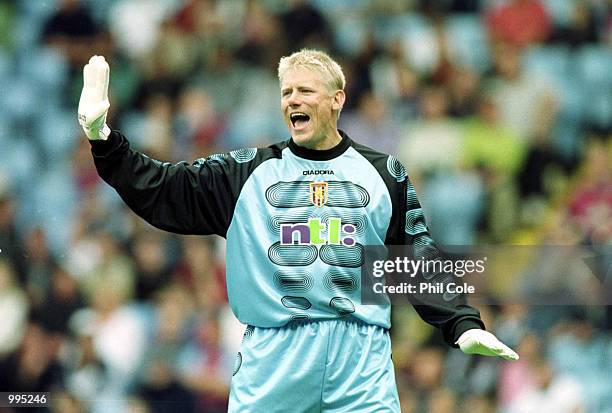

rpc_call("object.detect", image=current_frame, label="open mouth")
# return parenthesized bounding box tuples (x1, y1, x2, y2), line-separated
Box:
(290, 112, 311, 129)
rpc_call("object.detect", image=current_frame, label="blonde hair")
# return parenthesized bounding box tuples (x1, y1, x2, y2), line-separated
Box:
(278, 49, 346, 92)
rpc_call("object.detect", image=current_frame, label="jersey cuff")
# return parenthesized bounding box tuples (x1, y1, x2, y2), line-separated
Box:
(451, 317, 486, 348)
(89, 129, 124, 157)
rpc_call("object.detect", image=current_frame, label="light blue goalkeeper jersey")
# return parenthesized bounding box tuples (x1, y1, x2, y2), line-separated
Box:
(91, 129, 484, 346)
(225, 137, 395, 328)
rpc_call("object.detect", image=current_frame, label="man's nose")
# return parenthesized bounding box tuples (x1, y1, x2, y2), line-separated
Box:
(287, 91, 302, 106)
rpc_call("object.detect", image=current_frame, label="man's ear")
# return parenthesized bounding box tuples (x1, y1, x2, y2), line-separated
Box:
(332, 90, 346, 112)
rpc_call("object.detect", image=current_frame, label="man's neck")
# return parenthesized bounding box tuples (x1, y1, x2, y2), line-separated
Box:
(298, 129, 343, 150)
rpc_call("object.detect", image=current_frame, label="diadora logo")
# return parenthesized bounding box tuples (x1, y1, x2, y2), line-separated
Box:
(280, 218, 356, 246)
(303, 169, 334, 176)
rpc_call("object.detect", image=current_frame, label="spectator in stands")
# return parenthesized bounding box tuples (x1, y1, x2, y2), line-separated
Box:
(447, 66, 481, 119)
(0, 259, 28, 357)
(548, 1, 600, 47)
(507, 358, 585, 413)
(498, 333, 541, 408)
(369, 39, 421, 121)
(567, 139, 612, 244)
(488, 42, 557, 144)
(131, 229, 172, 301)
(36, 265, 84, 335)
(0, 322, 64, 392)
(0, 173, 25, 279)
(462, 93, 525, 176)
(42, 0, 108, 70)
(174, 87, 226, 161)
(397, 86, 463, 177)
(486, 0, 552, 48)
(64, 311, 110, 412)
(22, 227, 56, 309)
(338, 91, 401, 155)
(280, 0, 331, 50)
(177, 315, 232, 412)
(137, 286, 199, 413)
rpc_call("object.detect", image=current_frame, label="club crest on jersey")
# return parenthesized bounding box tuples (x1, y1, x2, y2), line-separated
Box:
(309, 182, 328, 207)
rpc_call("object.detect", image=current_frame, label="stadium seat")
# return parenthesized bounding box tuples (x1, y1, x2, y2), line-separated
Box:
(574, 46, 612, 129)
(30, 164, 77, 255)
(3, 136, 39, 196)
(0, 113, 11, 148)
(18, 0, 58, 21)
(0, 48, 12, 81)
(523, 45, 570, 84)
(37, 107, 79, 162)
(541, 0, 576, 28)
(374, 14, 440, 74)
(445, 14, 490, 72)
(575, 45, 612, 87)
(18, 46, 68, 94)
(333, 15, 368, 57)
(1, 77, 39, 122)
(12, 14, 45, 52)
(421, 172, 484, 245)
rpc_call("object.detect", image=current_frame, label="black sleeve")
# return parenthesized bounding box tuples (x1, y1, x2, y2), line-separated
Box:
(89, 130, 237, 237)
(400, 172, 485, 347)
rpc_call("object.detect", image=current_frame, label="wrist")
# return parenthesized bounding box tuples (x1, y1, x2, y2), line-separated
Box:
(453, 318, 485, 347)
(100, 123, 110, 140)
(84, 122, 110, 141)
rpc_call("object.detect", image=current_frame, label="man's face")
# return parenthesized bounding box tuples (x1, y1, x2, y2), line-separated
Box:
(280, 67, 343, 149)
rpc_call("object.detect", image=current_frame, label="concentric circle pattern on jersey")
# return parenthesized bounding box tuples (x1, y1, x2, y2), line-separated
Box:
(230, 147, 257, 163)
(413, 243, 440, 261)
(281, 296, 312, 310)
(386, 155, 406, 182)
(243, 325, 255, 342)
(267, 210, 313, 234)
(193, 153, 229, 167)
(405, 208, 428, 235)
(323, 271, 359, 293)
(233, 352, 242, 376)
(265, 181, 370, 208)
(412, 234, 434, 246)
(268, 242, 318, 266)
(319, 244, 365, 268)
(289, 313, 310, 322)
(406, 181, 420, 209)
(329, 297, 356, 315)
(273, 271, 315, 293)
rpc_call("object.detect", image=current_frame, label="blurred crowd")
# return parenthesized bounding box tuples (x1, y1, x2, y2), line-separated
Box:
(0, 0, 611, 412)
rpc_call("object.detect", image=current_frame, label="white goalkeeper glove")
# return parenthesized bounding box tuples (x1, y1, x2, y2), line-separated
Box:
(78, 55, 111, 140)
(457, 329, 519, 361)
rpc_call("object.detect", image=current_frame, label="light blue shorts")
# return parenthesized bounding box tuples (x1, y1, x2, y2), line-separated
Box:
(228, 318, 400, 412)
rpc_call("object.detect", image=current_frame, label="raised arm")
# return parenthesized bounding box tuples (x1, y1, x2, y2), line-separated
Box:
(78, 56, 234, 236)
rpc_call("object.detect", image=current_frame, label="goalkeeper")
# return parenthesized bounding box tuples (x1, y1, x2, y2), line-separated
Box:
(79, 51, 518, 412)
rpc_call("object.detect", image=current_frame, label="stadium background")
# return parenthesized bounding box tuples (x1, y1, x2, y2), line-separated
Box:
(0, 0, 610, 412)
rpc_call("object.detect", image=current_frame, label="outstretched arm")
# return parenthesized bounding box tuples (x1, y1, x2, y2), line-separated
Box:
(403, 178, 518, 360)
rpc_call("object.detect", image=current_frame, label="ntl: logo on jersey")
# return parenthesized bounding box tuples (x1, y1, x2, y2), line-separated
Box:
(280, 218, 356, 246)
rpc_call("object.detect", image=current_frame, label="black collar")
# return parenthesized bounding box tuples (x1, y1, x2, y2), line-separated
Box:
(288, 130, 352, 161)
